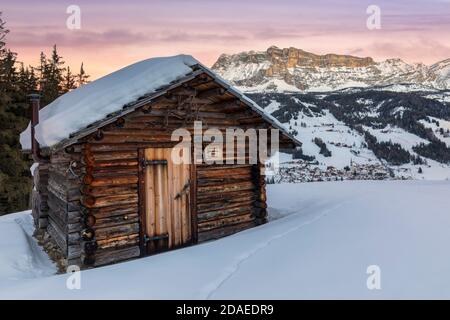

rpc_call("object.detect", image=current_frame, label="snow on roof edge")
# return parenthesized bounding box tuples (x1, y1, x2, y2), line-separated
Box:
(20, 54, 199, 150)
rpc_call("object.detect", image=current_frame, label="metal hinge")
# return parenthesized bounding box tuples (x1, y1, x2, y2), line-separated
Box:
(142, 159, 168, 167)
(143, 233, 169, 243)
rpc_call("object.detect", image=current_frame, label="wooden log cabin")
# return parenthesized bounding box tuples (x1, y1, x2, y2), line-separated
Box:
(20, 55, 300, 268)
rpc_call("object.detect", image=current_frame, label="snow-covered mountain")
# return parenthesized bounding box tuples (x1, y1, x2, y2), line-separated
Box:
(212, 46, 450, 92)
(212, 46, 450, 180)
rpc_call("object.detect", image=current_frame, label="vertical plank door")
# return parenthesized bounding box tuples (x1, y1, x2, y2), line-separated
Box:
(143, 147, 192, 254)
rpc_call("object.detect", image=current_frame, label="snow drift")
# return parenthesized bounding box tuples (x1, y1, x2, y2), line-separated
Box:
(1, 181, 450, 299)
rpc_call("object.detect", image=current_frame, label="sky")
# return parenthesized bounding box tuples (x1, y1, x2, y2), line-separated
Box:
(2, 0, 450, 79)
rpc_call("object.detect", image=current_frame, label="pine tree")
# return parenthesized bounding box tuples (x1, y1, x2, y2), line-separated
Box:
(39, 45, 66, 105)
(0, 12, 89, 215)
(0, 12, 8, 57)
(0, 14, 32, 214)
(17, 64, 38, 101)
(1, 50, 17, 89)
(76, 62, 90, 87)
(36, 51, 49, 103)
(63, 66, 76, 92)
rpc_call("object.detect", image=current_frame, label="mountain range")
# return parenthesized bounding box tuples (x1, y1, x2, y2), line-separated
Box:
(212, 46, 450, 92)
(212, 46, 450, 181)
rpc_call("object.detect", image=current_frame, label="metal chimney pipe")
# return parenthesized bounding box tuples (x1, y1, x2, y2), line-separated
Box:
(28, 93, 41, 161)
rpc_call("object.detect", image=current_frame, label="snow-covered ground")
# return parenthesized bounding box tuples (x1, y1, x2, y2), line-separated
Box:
(0, 212, 56, 289)
(1, 180, 450, 299)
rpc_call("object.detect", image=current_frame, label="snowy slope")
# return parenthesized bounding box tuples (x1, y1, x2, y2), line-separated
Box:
(419, 117, 450, 148)
(1, 181, 450, 299)
(248, 92, 450, 180)
(363, 125, 429, 153)
(0, 211, 55, 289)
(285, 107, 378, 168)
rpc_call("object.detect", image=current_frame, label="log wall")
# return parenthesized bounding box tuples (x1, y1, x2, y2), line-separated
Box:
(32, 161, 50, 229)
(46, 146, 84, 266)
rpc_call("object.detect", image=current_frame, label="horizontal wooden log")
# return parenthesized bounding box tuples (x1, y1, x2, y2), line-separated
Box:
(87, 142, 176, 152)
(197, 171, 252, 180)
(93, 246, 140, 267)
(197, 181, 255, 194)
(95, 223, 140, 241)
(50, 151, 82, 164)
(197, 100, 240, 112)
(82, 184, 137, 197)
(90, 167, 139, 177)
(83, 194, 138, 209)
(198, 220, 257, 242)
(68, 221, 83, 234)
(197, 195, 257, 213)
(95, 213, 139, 229)
(47, 218, 67, 256)
(49, 165, 81, 183)
(68, 231, 81, 245)
(197, 177, 252, 187)
(89, 175, 139, 187)
(64, 143, 83, 154)
(91, 150, 138, 162)
(90, 204, 139, 219)
(198, 213, 254, 232)
(47, 193, 67, 231)
(196, 189, 257, 204)
(93, 135, 177, 144)
(198, 206, 254, 223)
(197, 87, 226, 99)
(96, 234, 139, 250)
(68, 245, 81, 260)
(196, 164, 253, 170)
(88, 159, 139, 168)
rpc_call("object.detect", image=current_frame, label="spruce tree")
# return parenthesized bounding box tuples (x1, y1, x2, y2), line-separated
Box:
(76, 62, 90, 86)
(40, 45, 65, 106)
(0, 12, 89, 214)
(63, 66, 77, 92)
(0, 14, 32, 214)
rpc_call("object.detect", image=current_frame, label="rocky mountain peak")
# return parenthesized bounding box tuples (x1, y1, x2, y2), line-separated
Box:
(265, 46, 375, 69)
(212, 46, 450, 92)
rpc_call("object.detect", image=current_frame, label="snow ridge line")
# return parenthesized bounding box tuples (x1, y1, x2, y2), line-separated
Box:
(201, 201, 348, 299)
(14, 216, 56, 278)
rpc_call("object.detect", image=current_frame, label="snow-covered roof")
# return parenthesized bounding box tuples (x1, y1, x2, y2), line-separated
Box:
(20, 54, 300, 150)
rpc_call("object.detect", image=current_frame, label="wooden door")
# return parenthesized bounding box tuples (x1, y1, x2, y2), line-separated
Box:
(142, 147, 192, 254)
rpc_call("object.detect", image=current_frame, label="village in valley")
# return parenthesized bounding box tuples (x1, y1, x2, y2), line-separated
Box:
(271, 161, 392, 183)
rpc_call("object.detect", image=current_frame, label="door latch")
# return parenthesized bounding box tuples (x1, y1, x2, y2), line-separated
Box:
(174, 182, 190, 200)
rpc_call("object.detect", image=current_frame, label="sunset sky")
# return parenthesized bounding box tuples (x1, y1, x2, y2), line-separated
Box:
(2, 0, 450, 79)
